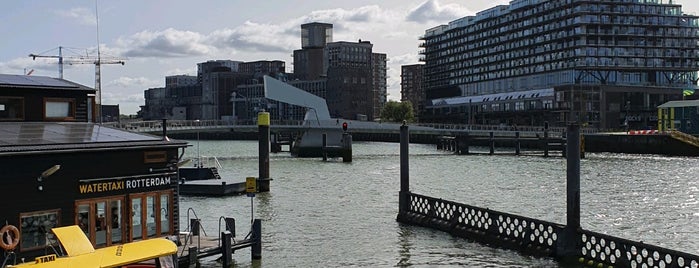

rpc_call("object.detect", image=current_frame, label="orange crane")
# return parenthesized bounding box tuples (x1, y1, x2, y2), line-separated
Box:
(29, 46, 126, 122)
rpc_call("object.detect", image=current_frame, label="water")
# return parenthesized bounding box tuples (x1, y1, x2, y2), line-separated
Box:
(179, 140, 699, 267)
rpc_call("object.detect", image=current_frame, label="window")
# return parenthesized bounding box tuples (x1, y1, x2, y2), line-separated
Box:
(0, 97, 24, 120)
(44, 98, 75, 120)
(130, 190, 173, 241)
(20, 209, 60, 251)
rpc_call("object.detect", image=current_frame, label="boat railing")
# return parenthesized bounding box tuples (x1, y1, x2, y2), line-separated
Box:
(193, 156, 223, 170)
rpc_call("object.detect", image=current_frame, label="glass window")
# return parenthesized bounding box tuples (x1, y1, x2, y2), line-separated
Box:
(131, 198, 142, 240)
(20, 210, 60, 251)
(44, 98, 75, 119)
(160, 195, 170, 234)
(110, 200, 123, 244)
(95, 202, 107, 247)
(0, 97, 24, 120)
(146, 196, 156, 237)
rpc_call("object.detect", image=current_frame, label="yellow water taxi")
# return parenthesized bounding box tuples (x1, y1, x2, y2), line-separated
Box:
(8, 225, 176, 268)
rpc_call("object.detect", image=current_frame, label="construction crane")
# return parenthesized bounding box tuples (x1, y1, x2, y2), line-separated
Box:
(29, 46, 126, 122)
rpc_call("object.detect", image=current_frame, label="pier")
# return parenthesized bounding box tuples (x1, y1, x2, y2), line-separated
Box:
(397, 123, 699, 267)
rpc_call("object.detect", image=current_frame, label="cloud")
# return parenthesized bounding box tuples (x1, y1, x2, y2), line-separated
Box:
(208, 21, 297, 53)
(406, 0, 471, 23)
(105, 76, 160, 89)
(117, 28, 213, 58)
(390, 53, 420, 66)
(55, 7, 96, 26)
(306, 5, 389, 23)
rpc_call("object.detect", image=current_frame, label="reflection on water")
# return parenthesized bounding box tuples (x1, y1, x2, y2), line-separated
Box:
(179, 140, 699, 267)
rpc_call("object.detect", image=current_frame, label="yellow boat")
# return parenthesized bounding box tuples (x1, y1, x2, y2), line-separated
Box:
(8, 225, 177, 268)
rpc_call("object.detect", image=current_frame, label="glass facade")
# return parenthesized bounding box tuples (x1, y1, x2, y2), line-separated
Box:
(421, 0, 699, 127)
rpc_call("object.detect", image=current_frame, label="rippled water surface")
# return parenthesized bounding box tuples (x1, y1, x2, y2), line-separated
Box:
(179, 140, 699, 267)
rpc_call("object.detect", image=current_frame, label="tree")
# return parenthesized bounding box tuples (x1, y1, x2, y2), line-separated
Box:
(381, 100, 415, 123)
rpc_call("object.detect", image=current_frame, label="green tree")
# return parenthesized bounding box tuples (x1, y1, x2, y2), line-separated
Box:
(381, 100, 414, 123)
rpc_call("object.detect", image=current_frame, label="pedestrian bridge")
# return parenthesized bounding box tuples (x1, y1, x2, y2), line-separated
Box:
(104, 119, 570, 138)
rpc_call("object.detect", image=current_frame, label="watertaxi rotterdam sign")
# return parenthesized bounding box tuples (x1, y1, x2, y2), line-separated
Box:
(79, 176, 174, 194)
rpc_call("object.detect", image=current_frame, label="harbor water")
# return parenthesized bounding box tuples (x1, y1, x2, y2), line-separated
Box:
(179, 140, 699, 267)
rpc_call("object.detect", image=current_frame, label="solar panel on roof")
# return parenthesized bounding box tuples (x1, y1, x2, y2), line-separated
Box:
(0, 122, 161, 146)
(0, 74, 80, 88)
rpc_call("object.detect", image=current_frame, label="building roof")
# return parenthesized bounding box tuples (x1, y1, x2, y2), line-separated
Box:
(657, 99, 699, 108)
(0, 122, 186, 155)
(0, 74, 95, 92)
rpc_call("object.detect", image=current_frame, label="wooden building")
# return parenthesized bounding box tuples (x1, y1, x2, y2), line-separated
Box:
(0, 74, 189, 262)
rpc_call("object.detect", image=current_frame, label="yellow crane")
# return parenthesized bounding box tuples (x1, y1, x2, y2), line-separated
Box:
(29, 46, 126, 122)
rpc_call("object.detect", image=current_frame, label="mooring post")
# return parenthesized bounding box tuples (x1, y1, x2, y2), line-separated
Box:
(322, 133, 327, 161)
(489, 132, 495, 155)
(252, 219, 262, 260)
(221, 231, 232, 267)
(342, 132, 352, 162)
(399, 123, 410, 216)
(258, 112, 270, 192)
(544, 122, 549, 157)
(558, 123, 581, 261)
(515, 131, 521, 155)
(188, 246, 198, 266)
(162, 118, 167, 140)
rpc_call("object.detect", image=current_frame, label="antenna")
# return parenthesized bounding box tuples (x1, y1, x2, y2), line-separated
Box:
(95, 0, 103, 123)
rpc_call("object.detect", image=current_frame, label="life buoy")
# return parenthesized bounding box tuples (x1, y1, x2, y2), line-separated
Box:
(0, 224, 20, 251)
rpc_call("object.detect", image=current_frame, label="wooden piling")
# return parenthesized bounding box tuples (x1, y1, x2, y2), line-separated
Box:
(515, 131, 521, 155)
(258, 112, 270, 192)
(221, 231, 232, 267)
(342, 132, 352, 162)
(399, 123, 410, 215)
(489, 132, 495, 155)
(252, 219, 262, 259)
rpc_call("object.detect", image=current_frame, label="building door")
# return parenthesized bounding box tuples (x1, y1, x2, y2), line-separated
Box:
(129, 190, 173, 241)
(75, 196, 124, 248)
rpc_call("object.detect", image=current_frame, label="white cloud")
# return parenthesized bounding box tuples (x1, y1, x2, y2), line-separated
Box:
(55, 7, 96, 26)
(406, 0, 471, 23)
(390, 53, 420, 66)
(105, 76, 160, 89)
(117, 28, 213, 58)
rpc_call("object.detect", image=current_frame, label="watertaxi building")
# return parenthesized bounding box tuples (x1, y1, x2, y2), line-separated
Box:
(420, 0, 699, 129)
(0, 74, 188, 261)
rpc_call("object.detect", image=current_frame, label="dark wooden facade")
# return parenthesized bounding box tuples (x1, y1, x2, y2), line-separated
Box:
(0, 74, 96, 122)
(0, 74, 190, 262)
(0, 123, 188, 260)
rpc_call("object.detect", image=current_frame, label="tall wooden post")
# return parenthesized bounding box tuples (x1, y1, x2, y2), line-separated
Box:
(558, 123, 581, 261)
(258, 112, 270, 192)
(399, 123, 410, 215)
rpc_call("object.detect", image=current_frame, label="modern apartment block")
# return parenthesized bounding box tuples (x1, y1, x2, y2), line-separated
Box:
(401, 64, 425, 115)
(420, 0, 699, 129)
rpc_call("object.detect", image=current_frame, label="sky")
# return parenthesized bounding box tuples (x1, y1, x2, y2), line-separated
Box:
(1, 1, 698, 115)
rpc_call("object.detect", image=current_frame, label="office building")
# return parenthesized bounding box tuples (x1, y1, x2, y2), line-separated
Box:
(420, 0, 699, 128)
(293, 23, 333, 80)
(326, 40, 387, 120)
(401, 64, 425, 116)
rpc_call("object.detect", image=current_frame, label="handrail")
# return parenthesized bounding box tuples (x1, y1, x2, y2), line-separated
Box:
(669, 130, 699, 148)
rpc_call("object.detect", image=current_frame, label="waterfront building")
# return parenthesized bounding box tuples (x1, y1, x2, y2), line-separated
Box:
(326, 40, 387, 120)
(141, 60, 286, 121)
(235, 78, 327, 122)
(401, 64, 425, 116)
(0, 74, 95, 122)
(420, 0, 699, 129)
(165, 75, 197, 87)
(0, 74, 188, 261)
(293, 22, 333, 80)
